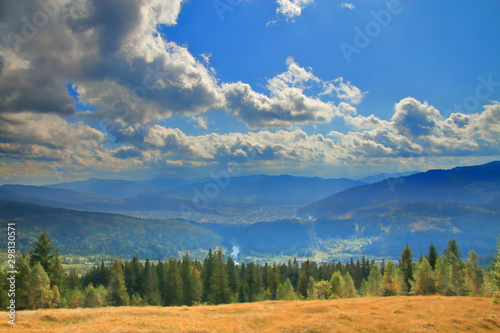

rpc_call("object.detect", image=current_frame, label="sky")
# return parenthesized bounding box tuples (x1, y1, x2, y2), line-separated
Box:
(1, 0, 500, 185)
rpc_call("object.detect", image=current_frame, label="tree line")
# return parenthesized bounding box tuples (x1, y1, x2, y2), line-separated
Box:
(1, 232, 499, 310)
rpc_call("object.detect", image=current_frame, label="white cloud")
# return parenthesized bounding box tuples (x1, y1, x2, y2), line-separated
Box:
(275, 0, 315, 21)
(340, 3, 355, 10)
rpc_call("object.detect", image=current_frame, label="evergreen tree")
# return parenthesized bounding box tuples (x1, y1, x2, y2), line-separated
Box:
(65, 269, 81, 291)
(342, 272, 357, 298)
(306, 277, 317, 300)
(297, 269, 309, 299)
(435, 256, 452, 295)
(411, 257, 435, 295)
(107, 259, 129, 306)
(444, 239, 461, 260)
(30, 231, 54, 273)
(464, 250, 483, 296)
(16, 254, 31, 309)
(267, 264, 281, 300)
(382, 260, 399, 296)
(399, 244, 414, 293)
(276, 278, 296, 300)
(329, 271, 344, 298)
(208, 249, 232, 304)
(65, 288, 84, 308)
(427, 243, 439, 270)
(83, 284, 108, 308)
(48, 251, 65, 289)
(201, 249, 214, 303)
(444, 241, 466, 296)
(28, 262, 58, 309)
(246, 262, 264, 301)
(143, 259, 161, 305)
(365, 263, 383, 297)
(182, 253, 202, 305)
(227, 256, 240, 295)
(163, 259, 183, 306)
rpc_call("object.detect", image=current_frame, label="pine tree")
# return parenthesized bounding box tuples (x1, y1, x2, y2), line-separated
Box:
(16, 254, 31, 309)
(330, 271, 344, 298)
(342, 272, 357, 298)
(208, 248, 232, 304)
(399, 244, 414, 293)
(65, 288, 84, 308)
(28, 262, 58, 309)
(307, 277, 317, 300)
(427, 243, 439, 270)
(163, 259, 183, 306)
(411, 257, 436, 295)
(267, 264, 281, 300)
(444, 240, 466, 295)
(435, 256, 452, 295)
(276, 278, 296, 300)
(30, 231, 54, 273)
(464, 250, 483, 296)
(201, 249, 214, 303)
(107, 259, 129, 306)
(65, 269, 81, 291)
(84, 284, 99, 308)
(182, 253, 202, 305)
(48, 251, 65, 289)
(297, 269, 309, 299)
(382, 260, 398, 296)
(365, 263, 384, 297)
(444, 239, 461, 260)
(143, 259, 161, 305)
(83, 284, 107, 308)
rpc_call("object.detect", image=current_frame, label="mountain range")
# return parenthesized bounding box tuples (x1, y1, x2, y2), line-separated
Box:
(0, 162, 499, 261)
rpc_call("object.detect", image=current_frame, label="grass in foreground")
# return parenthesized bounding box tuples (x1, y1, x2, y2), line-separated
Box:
(2, 296, 499, 333)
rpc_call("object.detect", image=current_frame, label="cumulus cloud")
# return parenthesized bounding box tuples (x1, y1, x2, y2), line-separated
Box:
(275, 0, 314, 21)
(221, 58, 364, 128)
(1, 0, 499, 181)
(0, 0, 223, 127)
(334, 98, 500, 159)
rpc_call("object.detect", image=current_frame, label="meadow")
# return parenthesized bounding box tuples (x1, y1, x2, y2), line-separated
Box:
(3, 296, 499, 333)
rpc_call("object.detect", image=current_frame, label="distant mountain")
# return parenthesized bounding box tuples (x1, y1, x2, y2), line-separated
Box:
(163, 175, 365, 207)
(291, 161, 500, 257)
(299, 161, 500, 220)
(0, 200, 221, 260)
(47, 177, 199, 199)
(1, 175, 365, 217)
(0, 185, 116, 211)
(357, 171, 419, 184)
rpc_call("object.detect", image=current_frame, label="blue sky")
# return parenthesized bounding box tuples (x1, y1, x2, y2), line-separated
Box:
(1, 0, 500, 184)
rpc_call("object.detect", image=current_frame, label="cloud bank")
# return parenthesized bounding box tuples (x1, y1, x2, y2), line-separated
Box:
(0, 0, 498, 181)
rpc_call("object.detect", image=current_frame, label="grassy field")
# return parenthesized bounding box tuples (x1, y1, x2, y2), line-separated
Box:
(2, 296, 499, 333)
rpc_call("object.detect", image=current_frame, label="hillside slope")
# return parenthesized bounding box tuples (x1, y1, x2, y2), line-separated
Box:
(299, 161, 500, 220)
(0, 200, 220, 260)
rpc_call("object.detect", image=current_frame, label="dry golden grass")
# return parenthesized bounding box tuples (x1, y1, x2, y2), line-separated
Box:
(2, 296, 499, 333)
